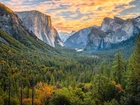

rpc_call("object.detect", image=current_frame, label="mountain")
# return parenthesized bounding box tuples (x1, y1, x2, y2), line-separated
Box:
(85, 16, 140, 50)
(16, 11, 63, 47)
(64, 27, 93, 48)
(0, 2, 31, 40)
(59, 32, 70, 42)
(0, 2, 59, 53)
(65, 16, 140, 50)
(59, 31, 76, 42)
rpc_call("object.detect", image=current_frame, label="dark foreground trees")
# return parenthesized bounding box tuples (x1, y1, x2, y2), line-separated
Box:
(123, 35, 140, 105)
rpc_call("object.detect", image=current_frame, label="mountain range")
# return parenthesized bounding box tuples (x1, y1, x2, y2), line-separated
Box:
(0, 2, 140, 56)
(65, 16, 140, 51)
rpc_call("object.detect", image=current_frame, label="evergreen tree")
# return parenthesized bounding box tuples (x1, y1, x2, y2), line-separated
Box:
(126, 35, 140, 105)
(112, 52, 125, 84)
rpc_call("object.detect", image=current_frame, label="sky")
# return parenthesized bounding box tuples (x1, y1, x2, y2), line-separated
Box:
(0, 0, 140, 33)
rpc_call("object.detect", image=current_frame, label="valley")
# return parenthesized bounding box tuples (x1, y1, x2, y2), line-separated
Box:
(0, 2, 140, 105)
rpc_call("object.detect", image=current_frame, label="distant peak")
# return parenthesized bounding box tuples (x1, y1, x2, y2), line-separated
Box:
(135, 16, 140, 19)
(114, 16, 125, 25)
(103, 17, 113, 20)
(114, 16, 122, 20)
(71, 30, 76, 33)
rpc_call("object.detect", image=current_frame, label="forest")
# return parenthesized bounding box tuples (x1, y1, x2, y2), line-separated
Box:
(0, 30, 140, 105)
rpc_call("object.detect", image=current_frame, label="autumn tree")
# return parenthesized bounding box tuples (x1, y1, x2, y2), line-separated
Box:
(35, 82, 53, 105)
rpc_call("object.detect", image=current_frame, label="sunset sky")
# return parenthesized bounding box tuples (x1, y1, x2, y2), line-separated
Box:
(1, 0, 140, 33)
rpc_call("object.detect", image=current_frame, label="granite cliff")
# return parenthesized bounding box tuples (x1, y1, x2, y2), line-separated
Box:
(16, 11, 63, 47)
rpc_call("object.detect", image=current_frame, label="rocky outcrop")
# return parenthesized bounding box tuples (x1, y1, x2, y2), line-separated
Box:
(86, 27, 107, 50)
(133, 16, 140, 30)
(16, 11, 63, 47)
(64, 27, 93, 48)
(100, 17, 124, 32)
(0, 2, 31, 41)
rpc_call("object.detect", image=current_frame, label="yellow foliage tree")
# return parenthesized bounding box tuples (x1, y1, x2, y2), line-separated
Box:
(35, 82, 53, 105)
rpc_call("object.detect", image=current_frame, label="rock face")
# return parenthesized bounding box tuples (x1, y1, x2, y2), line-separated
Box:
(86, 16, 140, 50)
(65, 27, 93, 48)
(100, 17, 124, 32)
(65, 16, 140, 50)
(16, 11, 63, 47)
(86, 27, 107, 50)
(0, 2, 33, 41)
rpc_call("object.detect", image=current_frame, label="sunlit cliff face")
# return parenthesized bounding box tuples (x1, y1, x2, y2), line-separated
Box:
(1, 0, 140, 32)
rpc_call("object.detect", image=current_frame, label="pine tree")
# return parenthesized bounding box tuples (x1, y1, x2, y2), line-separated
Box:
(127, 35, 140, 105)
(112, 51, 125, 84)
(131, 35, 140, 80)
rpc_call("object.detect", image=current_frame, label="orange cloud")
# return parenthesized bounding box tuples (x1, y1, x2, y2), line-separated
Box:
(2, 0, 137, 32)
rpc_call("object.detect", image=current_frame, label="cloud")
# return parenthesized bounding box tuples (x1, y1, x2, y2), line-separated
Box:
(1, 0, 138, 32)
(50, 0, 136, 32)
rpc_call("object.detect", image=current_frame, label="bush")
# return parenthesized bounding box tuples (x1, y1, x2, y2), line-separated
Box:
(50, 87, 84, 105)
